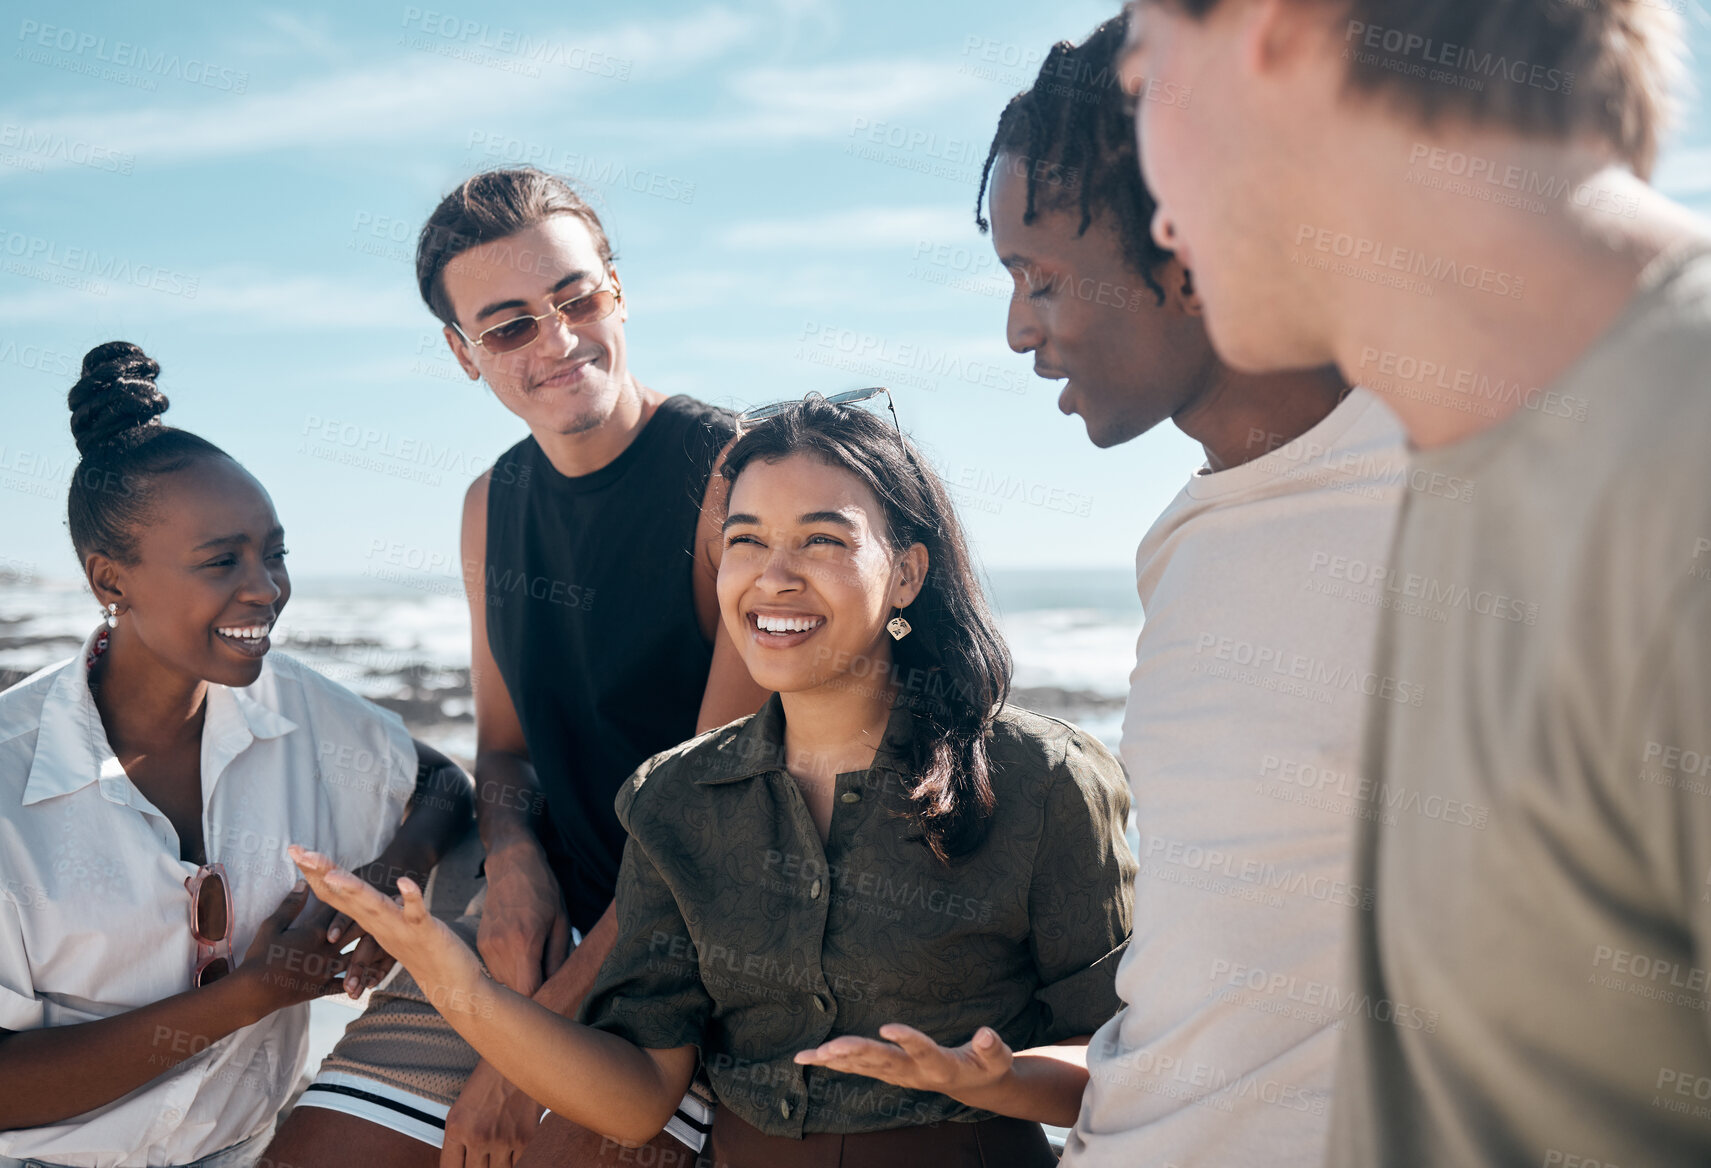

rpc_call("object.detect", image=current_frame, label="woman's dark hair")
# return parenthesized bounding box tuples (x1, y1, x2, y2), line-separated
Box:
(416, 167, 615, 328)
(66, 341, 229, 564)
(975, 12, 1175, 304)
(721, 396, 1013, 862)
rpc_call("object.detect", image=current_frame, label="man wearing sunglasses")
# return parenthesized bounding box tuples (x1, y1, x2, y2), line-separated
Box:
(264, 168, 768, 1168)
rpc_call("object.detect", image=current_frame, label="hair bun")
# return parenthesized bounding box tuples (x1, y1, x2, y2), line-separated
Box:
(68, 341, 168, 457)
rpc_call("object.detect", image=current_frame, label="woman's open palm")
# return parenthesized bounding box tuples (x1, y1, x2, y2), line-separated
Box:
(287, 845, 480, 1003)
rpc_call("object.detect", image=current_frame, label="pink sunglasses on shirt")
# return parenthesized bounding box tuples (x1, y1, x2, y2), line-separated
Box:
(185, 863, 233, 987)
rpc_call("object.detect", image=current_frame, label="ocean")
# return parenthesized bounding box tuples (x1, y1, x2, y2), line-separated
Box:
(0, 566, 1142, 756)
(0, 565, 1142, 1119)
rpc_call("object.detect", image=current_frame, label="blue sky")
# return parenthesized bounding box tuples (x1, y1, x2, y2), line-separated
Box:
(3, 0, 1710, 586)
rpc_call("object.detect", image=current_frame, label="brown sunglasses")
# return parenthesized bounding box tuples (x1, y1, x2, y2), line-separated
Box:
(185, 863, 233, 987)
(451, 272, 622, 355)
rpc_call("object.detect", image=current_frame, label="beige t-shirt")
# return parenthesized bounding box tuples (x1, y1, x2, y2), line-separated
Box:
(1067, 389, 1407, 1167)
(1330, 242, 1711, 1167)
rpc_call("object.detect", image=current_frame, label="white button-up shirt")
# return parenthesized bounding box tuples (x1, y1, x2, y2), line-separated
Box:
(0, 628, 417, 1167)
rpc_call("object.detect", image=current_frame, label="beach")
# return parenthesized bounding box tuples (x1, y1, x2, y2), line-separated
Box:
(0, 565, 1141, 1101)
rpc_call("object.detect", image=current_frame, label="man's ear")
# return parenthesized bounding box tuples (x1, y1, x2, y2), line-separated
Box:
(1247, 0, 1334, 78)
(1159, 259, 1204, 317)
(444, 325, 482, 381)
(611, 267, 627, 324)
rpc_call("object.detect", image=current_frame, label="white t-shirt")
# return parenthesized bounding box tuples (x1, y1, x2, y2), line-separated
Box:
(1066, 389, 1408, 1167)
(0, 628, 417, 1168)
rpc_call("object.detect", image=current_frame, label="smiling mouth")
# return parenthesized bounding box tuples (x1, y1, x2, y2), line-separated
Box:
(535, 357, 598, 390)
(748, 612, 826, 647)
(214, 620, 274, 658)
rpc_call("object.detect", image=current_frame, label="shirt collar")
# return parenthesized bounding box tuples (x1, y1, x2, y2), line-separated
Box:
(22, 626, 298, 808)
(693, 689, 917, 785)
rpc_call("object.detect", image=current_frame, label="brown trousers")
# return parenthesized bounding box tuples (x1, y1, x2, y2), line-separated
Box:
(702, 1108, 1058, 1168)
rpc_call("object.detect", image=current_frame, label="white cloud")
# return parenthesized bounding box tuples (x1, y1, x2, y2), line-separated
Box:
(0, 7, 758, 176)
(716, 205, 975, 250)
(0, 268, 422, 329)
(715, 57, 987, 141)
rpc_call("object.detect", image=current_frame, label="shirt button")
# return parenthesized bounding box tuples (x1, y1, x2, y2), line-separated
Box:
(779, 1098, 793, 1119)
(162, 1108, 182, 1123)
(840, 791, 861, 804)
(810, 879, 822, 899)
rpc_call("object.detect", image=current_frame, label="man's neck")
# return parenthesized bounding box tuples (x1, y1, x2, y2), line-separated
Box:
(1313, 131, 1699, 449)
(532, 378, 665, 479)
(1177, 366, 1349, 473)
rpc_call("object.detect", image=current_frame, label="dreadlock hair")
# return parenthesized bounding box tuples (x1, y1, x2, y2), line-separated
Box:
(721, 396, 1013, 863)
(975, 12, 1175, 305)
(66, 341, 231, 565)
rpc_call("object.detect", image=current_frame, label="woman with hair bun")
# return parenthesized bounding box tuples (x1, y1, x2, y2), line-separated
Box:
(0, 342, 474, 1168)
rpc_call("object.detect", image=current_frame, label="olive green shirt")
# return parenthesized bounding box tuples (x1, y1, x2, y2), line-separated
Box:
(577, 692, 1136, 1138)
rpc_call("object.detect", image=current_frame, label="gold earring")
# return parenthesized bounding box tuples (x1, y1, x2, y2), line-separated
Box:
(886, 608, 912, 641)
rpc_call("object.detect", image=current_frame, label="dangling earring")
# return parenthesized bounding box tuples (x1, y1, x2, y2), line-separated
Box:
(103, 602, 119, 629)
(886, 608, 912, 641)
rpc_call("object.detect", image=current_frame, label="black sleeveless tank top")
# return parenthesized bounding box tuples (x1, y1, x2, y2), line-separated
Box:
(484, 394, 735, 933)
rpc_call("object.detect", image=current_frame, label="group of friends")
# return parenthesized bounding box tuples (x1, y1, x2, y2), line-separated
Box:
(2, 2, 1709, 1166)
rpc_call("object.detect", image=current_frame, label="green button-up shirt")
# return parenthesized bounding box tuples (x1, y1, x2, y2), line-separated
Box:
(578, 691, 1136, 1137)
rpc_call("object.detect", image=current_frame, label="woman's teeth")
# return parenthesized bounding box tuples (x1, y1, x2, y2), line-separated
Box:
(216, 624, 271, 640)
(756, 615, 824, 634)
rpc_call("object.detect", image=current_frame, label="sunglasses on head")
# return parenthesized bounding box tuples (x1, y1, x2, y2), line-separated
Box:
(452, 271, 622, 356)
(737, 387, 902, 433)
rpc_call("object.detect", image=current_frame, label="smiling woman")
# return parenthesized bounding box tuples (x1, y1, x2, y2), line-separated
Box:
(0, 341, 473, 1167)
(285, 395, 1138, 1168)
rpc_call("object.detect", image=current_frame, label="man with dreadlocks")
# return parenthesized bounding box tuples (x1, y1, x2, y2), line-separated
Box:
(976, 14, 1408, 1166)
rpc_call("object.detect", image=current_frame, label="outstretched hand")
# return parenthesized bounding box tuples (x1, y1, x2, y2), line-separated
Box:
(794, 1023, 1014, 1101)
(287, 845, 485, 1017)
